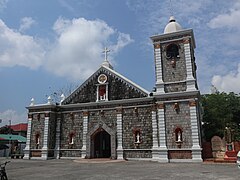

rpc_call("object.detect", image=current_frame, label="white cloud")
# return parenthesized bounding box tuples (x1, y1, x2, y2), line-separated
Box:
(46, 17, 133, 81)
(0, 17, 133, 81)
(0, 19, 45, 69)
(208, 2, 240, 29)
(212, 63, 240, 93)
(0, 109, 27, 126)
(19, 17, 36, 32)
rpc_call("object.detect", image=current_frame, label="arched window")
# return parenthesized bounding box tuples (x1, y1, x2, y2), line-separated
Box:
(166, 44, 179, 59)
(175, 128, 183, 142)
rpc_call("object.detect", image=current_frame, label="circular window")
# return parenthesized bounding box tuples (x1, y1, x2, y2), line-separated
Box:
(98, 74, 107, 84)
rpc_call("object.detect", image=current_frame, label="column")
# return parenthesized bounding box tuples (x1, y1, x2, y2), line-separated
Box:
(81, 111, 88, 158)
(189, 100, 202, 162)
(151, 104, 160, 160)
(23, 114, 32, 159)
(157, 102, 168, 162)
(116, 107, 124, 159)
(41, 113, 50, 160)
(96, 85, 99, 102)
(183, 38, 196, 91)
(54, 114, 61, 159)
(106, 84, 109, 101)
(154, 44, 165, 94)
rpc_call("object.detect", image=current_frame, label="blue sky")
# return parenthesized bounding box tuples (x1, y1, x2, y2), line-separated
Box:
(0, 0, 240, 125)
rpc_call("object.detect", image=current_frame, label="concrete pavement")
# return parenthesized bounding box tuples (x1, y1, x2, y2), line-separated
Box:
(2, 158, 240, 180)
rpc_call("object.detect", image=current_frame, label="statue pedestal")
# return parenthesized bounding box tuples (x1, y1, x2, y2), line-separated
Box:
(224, 144, 237, 161)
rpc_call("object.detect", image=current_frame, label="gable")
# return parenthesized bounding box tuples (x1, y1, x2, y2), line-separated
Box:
(62, 66, 149, 105)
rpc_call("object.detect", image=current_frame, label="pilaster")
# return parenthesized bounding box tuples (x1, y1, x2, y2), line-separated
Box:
(154, 44, 165, 94)
(41, 113, 50, 160)
(183, 38, 196, 91)
(81, 111, 88, 158)
(157, 102, 168, 162)
(189, 100, 202, 162)
(116, 107, 124, 159)
(23, 114, 32, 159)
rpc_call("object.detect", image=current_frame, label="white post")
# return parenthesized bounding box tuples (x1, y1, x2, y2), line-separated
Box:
(157, 102, 168, 162)
(41, 113, 50, 160)
(189, 100, 202, 162)
(183, 38, 196, 91)
(154, 44, 165, 94)
(23, 114, 32, 159)
(116, 107, 124, 159)
(96, 85, 99, 102)
(81, 111, 88, 158)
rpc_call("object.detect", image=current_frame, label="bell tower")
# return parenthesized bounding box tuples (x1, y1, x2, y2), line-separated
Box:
(151, 16, 198, 94)
(150, 16, 202, 162)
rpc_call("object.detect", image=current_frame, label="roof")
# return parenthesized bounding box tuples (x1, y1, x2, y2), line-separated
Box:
(0, 134, 26, 143)
(62, 65, 149, 104)
(9, 123, 27, 132)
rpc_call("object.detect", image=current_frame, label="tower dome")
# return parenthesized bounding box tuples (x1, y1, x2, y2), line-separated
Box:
(164, 16, 182, 34)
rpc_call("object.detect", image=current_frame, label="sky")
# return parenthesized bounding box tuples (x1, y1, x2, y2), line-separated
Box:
(0, 0, 240, 126)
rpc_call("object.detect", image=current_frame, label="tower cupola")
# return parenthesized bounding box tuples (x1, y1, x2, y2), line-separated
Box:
(164, 16, 183, 34)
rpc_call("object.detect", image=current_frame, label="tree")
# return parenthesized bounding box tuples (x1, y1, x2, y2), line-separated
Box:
(201, 92, 240, 141)
(46, 83, 77, 104)
(0, 125, 13, 134)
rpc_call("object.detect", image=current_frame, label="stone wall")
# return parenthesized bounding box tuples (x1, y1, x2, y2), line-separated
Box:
(165, 101, 192, 149)
(30, 113, 45, 149)
(65, 70, 147, 104)
(161, 42, 187, 83)
(48, 113, 56, 157)
(168, 150, 192, 159)
(60, 112, 83, 150)
(88, 109, 117, 133)
(122, 106, 153, 151)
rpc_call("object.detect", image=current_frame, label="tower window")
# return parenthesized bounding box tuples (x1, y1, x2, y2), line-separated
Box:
(166, 44, 179, 59)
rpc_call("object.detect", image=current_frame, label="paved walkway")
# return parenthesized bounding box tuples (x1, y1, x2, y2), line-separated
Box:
(2, 158, 240, 180)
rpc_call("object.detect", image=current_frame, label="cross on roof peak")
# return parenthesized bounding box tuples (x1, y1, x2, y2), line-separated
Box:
(103, 47, 110, 61)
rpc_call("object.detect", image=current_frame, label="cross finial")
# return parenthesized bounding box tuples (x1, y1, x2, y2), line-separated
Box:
(103, 47, 110, 61)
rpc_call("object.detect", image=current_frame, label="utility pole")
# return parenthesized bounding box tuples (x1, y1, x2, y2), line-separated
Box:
(8, 120, 11, 158)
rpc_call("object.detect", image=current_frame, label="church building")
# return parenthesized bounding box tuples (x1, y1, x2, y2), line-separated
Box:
(24, 16, 202, 162)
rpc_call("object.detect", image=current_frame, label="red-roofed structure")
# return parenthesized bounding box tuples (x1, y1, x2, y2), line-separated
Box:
(10, 123, 27, 132)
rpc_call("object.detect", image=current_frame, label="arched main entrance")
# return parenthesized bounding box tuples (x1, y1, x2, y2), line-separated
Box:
(93, 129, 111, 158)
(86, 121, 116, 159)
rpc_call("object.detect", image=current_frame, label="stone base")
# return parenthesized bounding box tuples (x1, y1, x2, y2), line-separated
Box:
(23, 149, 30, 160)
(151, 148, 168, 163)
(81, 149, 86, 159)
(192, 148, 203, 162)
(117, 149, 124, 160)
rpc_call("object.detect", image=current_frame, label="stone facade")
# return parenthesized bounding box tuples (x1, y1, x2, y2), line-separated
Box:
(24, 16, 202, 162)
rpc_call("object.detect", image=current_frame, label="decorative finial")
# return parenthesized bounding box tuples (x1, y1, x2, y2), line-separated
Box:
(30, 98, 34, 106)
(60, 94, 65, 105)
(47, 96, 52, 105)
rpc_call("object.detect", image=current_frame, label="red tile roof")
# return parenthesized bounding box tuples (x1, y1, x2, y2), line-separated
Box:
(9, 123, 27, 132)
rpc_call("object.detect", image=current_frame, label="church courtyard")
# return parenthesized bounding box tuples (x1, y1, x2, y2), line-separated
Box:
(4, 159, 240, 180)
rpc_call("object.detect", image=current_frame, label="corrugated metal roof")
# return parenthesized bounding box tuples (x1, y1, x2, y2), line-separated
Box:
(0, 134, 26, 142)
